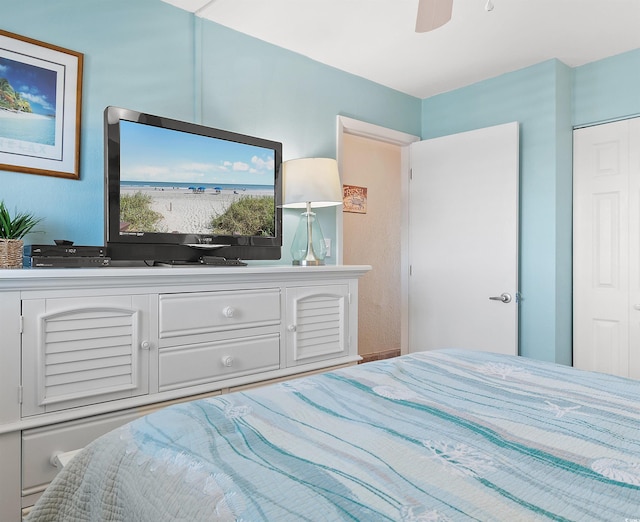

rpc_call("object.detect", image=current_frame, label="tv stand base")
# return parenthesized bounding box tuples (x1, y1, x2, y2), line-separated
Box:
(153, 256, 247, 266)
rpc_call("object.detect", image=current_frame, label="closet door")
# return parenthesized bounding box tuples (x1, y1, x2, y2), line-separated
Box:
(573, 118, 640, 379)
(628, 121, 640, 379)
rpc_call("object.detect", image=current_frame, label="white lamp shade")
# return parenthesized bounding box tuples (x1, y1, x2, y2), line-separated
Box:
(282, 158, 343, 209)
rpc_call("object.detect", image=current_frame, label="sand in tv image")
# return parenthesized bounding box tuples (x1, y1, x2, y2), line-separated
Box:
(0, 57, 57, 146)
(118, 120, 277, 237)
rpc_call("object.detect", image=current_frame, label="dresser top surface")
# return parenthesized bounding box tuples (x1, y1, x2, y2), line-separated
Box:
(0, 264, 372, 291)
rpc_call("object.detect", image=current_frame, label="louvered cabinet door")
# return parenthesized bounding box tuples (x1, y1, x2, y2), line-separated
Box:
(285, 285, 350, 366)
(21, 295, 150, 417)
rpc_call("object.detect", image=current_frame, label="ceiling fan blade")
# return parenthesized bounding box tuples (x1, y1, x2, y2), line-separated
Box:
(415, 0, 453, 33)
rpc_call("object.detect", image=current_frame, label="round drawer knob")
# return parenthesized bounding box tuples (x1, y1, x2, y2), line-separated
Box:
(287, 324, 297, 332)
(140, 340, 151, 350)
(222, 355, 234, 367)
(222, 306, 235, 318)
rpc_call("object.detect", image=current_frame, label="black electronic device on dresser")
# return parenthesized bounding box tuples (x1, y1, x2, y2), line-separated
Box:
(104, 106, 283, 265)
(23, 242, 111, 268)
(24, 244, 106, 257)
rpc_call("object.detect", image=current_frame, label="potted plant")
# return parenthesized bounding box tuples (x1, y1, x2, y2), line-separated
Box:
(0, 201, 43, 268)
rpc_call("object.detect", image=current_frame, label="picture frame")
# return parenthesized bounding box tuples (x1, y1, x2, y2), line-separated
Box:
(343, 184, 367, 214)
(0, 30, 83, 179)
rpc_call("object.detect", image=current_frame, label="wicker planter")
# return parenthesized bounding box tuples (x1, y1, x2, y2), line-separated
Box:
(0, 239, 24, 269)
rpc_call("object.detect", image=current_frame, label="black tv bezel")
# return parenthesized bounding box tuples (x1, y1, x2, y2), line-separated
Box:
(104, 106, 282, 263)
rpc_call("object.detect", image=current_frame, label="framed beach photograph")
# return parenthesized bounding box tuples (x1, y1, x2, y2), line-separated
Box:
(343, 184, 367, 214)
(0, 30, 83, 179)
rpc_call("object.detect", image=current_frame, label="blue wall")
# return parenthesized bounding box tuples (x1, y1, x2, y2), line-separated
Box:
(0, 0, 421, 260)
(1, 1, 195, 246)
(422, 60, 574, 364)
(3, 0, 640, 363)
(196, 20, 421, 260)
(573, 48, 640, 127)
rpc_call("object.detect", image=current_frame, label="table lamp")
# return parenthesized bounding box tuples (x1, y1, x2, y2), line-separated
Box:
(282, 158, 343, 266)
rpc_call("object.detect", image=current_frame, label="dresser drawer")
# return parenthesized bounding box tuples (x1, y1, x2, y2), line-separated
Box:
(22, 409, 143, 493)
(158, 289, 280, 339)
(159, 333, 280, 391)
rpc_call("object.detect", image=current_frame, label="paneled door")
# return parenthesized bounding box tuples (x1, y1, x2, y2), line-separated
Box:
(408, 122, 519, 355)
(573, 117, 640, 378)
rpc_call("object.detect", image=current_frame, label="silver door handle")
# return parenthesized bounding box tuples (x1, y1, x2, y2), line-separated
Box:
(489, 292, 512, 303)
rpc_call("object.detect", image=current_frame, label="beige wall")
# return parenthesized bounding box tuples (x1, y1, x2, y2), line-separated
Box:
(342, 134, 401, 357)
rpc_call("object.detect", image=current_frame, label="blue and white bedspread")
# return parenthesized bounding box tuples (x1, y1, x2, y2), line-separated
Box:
(27, 349, 640, 521)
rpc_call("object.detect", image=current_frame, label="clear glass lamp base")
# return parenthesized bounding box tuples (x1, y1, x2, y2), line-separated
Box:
(290, 208, 327, 266)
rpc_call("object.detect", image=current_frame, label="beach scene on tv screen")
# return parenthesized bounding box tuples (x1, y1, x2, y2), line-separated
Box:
(119, 120, 276, 237)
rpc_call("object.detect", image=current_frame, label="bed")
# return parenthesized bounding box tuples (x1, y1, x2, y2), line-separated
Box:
(26, 349, 640, 521)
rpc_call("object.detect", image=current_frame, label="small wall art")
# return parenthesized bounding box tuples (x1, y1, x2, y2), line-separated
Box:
(343, 184, 367, 214)
(0, 30, 83, 179)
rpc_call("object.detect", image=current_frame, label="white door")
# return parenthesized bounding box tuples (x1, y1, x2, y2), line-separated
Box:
(408, 122, 519, 355)
(573, 118, 640, 379)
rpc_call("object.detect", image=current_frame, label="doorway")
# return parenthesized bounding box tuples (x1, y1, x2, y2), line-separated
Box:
(337, 117, 519, 358)
(342, 134, 402, 361)
(336, 116, 419, 356)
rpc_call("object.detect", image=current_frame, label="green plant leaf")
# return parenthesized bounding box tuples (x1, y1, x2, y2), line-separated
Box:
(0, 201, 43, 239)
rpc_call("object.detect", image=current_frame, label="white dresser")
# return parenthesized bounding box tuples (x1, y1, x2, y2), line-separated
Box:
(0, 264, 370, 520)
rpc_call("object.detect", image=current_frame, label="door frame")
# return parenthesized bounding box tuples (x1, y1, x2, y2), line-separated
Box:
(336, 116, 420, 355)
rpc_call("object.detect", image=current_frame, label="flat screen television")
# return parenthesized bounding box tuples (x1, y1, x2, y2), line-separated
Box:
(104, 106, 282, 264)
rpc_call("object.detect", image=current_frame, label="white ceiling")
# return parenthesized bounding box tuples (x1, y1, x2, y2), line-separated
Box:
(162, 0, 640, 99)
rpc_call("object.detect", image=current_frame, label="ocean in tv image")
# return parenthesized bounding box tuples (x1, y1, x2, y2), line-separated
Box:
(0, 57, 57, 146)
(118, 120, 277, 237)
